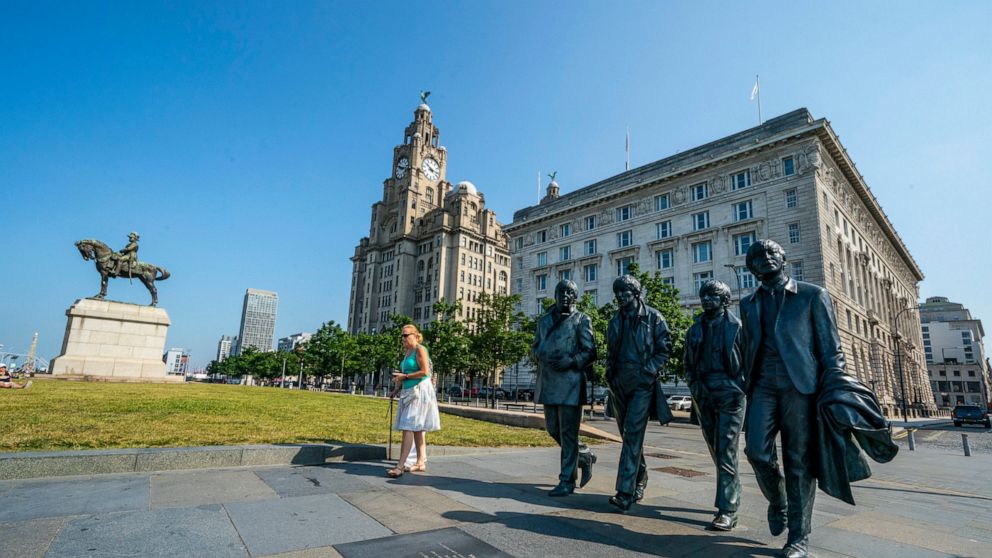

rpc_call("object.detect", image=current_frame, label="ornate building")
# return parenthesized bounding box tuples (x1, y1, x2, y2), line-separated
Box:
(506, 108, 937, 418)
(348, 101, 511, 334)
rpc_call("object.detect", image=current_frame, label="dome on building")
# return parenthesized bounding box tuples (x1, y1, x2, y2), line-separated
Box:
(456, 181, 478, 195)
(417, 103, 431, 112)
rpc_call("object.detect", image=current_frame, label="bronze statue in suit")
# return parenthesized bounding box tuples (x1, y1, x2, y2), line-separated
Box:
(741, 239, 846, 558)
(606, 274, 671, 512)
(684, 280, 745, 531)
(532, 280, 597, 496)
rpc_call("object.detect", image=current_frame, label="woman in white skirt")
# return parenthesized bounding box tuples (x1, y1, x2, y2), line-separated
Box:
(387, 324, 441, 478)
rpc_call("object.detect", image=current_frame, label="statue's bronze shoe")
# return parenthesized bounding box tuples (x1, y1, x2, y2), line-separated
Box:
(609, 492, 633, 512)
(709, 512, 738, 531)
(768, 504, 787, 536)
(548, 482, 574, 497)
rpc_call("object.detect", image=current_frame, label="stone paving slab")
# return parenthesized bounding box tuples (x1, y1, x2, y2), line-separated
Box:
(224, 493, 392, 556)
(339, 485, 477, 534)
(0, 516, 65, 558)
(0, 475, 149, 522)
(48, 506, 248, 558)
(254, 464, 377, 498)
(150, 469, 278, 508)
(827, 510, 985, 557)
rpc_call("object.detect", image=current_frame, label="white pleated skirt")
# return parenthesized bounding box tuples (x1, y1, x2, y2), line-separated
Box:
(394, 379, 441, 432)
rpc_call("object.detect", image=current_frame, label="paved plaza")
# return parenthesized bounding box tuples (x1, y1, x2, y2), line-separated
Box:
(1, 417, 989, 558)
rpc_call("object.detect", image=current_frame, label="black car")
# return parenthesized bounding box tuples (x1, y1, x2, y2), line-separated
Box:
(951, 405, 991, 428)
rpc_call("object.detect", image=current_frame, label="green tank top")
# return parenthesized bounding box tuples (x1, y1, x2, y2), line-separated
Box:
(401, 345, 430, 389)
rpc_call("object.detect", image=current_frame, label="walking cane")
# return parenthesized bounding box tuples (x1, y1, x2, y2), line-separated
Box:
(387, 394, 395, 461)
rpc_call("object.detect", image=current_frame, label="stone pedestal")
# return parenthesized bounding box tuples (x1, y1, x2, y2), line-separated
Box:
(50, 299, 181, 382)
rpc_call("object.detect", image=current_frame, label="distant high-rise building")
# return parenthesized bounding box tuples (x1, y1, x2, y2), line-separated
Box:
(216, 335, 235, 362)
(920, 296, 990, 409)
(164, 348, 189, 375)
(278, 332, 312, 352)
(236, 289, 279, 354)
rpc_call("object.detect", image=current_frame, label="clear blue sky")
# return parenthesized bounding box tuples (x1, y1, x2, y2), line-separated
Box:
(2, 1, 990, 368)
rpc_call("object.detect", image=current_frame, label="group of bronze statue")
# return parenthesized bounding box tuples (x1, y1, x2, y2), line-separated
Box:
(532, 239, 898, 558)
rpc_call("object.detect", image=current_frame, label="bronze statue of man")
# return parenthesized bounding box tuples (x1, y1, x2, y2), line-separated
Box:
(742, 239, 846, 558)
(532, 279, 597, 496)
(114, 232, 140, 277)
(606, 274, 671, 512)
(685, 279, 745, 531)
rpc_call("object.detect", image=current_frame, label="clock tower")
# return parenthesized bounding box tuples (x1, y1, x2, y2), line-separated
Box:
(348, 98, 512, 342)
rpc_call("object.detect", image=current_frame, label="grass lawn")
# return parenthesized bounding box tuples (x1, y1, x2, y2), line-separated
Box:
(0, 379, 557, 452)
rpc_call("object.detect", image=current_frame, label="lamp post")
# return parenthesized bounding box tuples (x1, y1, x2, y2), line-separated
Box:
(723, 264, 743, 315)
(893, 305, 920, 424)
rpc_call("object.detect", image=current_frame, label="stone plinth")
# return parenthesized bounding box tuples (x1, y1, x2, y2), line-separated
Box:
(50, 299, 180, 382)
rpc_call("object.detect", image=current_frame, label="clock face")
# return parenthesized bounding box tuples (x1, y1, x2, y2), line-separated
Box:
(421, 157, 440, 180)
(395, 157, 409, 179)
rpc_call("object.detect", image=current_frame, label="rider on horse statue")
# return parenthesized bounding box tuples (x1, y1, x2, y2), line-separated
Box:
(113, 232, 139, 278)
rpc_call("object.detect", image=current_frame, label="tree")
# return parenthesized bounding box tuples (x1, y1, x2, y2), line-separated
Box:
(423, 299, 471, 391)
(467, 292, 532, 408)
(304, 321, 358, 386)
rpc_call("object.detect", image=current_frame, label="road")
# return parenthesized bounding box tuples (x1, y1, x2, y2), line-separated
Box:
(895, 418, 992, 454)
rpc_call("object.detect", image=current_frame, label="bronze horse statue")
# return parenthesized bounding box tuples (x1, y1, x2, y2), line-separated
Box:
(74, 239, 170, 306)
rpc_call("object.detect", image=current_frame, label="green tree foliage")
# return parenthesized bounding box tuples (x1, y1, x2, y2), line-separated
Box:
(303, 321, 357, 383)
(468, 293, 532, 407)
(423, 299, 471, 389)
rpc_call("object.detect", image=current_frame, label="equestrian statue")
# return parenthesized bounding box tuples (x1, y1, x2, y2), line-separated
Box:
(74, 232, 170, 306)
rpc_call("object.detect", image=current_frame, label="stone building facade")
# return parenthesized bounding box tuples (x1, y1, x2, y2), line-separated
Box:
(920, 296, 990, 409)
(348, 102, 511, 335)
(506, 108, 937, 417)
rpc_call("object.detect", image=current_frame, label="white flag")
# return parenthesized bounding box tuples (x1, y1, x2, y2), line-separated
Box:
(750, 78, 759, 101)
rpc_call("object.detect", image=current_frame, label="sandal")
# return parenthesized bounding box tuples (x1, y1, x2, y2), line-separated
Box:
(386, 467, 404, 478)
(408, 463, 427, 473)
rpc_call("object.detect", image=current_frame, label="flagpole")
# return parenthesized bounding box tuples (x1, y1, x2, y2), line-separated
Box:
(756, 75, 762, 125)
(537, 171, 541, 203)
(625, 126, 630, 171)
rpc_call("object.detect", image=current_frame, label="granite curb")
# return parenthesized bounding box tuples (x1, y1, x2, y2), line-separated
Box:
(437, 403, 623, 443)
(0, 443, 385, 481)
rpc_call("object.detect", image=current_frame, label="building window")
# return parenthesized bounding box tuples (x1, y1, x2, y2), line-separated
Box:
(662, 276, 675, 286)
(616, 206, 633, 222)
(782, 156, 795, 176)
(584, 289, 598, 304)
(694, 271, 714, 292)
(657, 220, 672, 239)
(733, 200, 753, 222)
(692, 241, 712, 263)
(657, 249, 673, 270)
(515, 278, 523, 292)
(514, 237, 524, 250)
(559, 245, 572, 261)
(584, 264, 597, 282)
(537, 230, 547, 243)
(791, 260, 804, 281)
(585, 215, 597, 230)
(733, 232, 756, 256)
(537, 274, 547, 291)
(616, 256, 634, 276)
(788, 222, 801, 244)
(584, 239, 597, 255)
(736, 267, 757, 289)
(559, 269, 572, 281)
(617, 230, 633, 247)
(692, 211, 710, 231)
(655, 193, 671, 211)
(560, 223, 571, 238)
(691, 182, 708, 201)
(785, 188, 798, 208)
(731, 169, 751, 190)
(536, 252, 547, 266)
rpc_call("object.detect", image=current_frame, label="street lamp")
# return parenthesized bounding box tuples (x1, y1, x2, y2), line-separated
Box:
(723, 264, 743, 315)
(893, 305, 921, 424)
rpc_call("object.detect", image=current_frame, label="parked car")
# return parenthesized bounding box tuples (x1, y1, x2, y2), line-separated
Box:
(479, 387, 508, 399)
(447, 385, 469, 397)
(951, 405, 991, 428)
(668, 395, 693, 411)
(591, 386, 609, 405)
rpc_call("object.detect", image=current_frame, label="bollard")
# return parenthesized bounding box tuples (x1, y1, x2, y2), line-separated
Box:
(962, 433, 971, 457)
(907, 429, 916, 451)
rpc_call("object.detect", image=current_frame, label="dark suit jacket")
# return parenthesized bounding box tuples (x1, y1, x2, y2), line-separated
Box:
(532, 309, 596, 406)
(606, 302, 672, 384)
(683, 311, 744, 388)
(740, 278, 846, 395)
